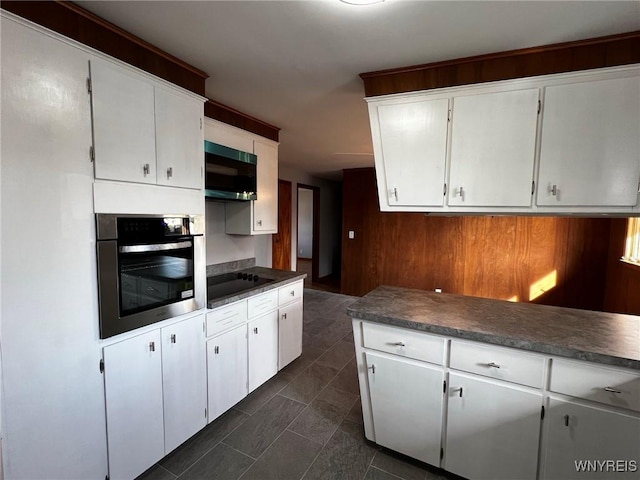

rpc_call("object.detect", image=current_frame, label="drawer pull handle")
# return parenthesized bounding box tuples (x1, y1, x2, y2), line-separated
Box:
(604, 387, 622, 394)
(290, 290, 295, 296)
(564, 414, 570, 427)
(487, 362, 501, 369)
(392, 342, 406, 347)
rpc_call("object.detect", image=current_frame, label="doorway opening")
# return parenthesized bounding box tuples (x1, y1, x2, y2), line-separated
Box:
(297, 184, 320, 286)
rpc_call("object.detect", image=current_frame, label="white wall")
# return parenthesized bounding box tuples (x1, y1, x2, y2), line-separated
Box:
(279, 164, 342, 278)
(297, 188, 314, 258)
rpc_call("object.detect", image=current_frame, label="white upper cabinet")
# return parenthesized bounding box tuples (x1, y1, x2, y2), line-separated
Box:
(90, 58, 204, 190)
(252, 139, 278, 232)
(91, 59, 157, 184)
(367, 65, 640, 214)
(448, 89, 539, 207)
(155, 88, 204, 189)
(537, 75, 640, 207)
(372, 98, 449, 208)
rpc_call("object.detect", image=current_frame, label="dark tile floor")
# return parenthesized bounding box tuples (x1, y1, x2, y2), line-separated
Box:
(136, 289, 457, 480)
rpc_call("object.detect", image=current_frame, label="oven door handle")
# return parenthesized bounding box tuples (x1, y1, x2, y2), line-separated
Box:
(119, 240, 193, 253)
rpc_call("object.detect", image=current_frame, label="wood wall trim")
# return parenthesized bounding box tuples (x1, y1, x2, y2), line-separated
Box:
(205, 100, 280, 142)
(1, 0, 209, 95)
(360, 31, 640, 97)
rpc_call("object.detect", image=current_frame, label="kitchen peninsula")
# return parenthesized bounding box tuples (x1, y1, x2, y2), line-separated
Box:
(348, 286, 640, 480)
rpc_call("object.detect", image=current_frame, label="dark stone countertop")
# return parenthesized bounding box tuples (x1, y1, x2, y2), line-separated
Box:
(207, 267, 306, 309)
(347, 285, 640, 370)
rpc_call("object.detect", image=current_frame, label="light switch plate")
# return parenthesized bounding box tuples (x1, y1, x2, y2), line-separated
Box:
(348, 230, 355, 239)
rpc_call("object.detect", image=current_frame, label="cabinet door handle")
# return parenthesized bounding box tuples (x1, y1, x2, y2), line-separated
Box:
(149, 341, 155, 352)
(604, 387, 622, 394)
(550, 184, 558, 196)
(214, 346, 219, 354)
(459, 387, 463, 397)
(393, 188, 398, 202)
(257, 220, 262, 226)
(564, 414, 570, 427)
(486, 362, 501, 369)
(170, 334, 176, 344)
(290, 290, 295, 296)
(282, 313, 287, 320)
(167, 167, 173, 179)
(143, 163, 150, 176)
(456, 186, 465, 200)
(253, 327, 258, 334)
(368, 364, 376, 374)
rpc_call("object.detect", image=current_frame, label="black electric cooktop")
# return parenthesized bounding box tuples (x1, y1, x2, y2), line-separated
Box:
(207, 271, 274, 301)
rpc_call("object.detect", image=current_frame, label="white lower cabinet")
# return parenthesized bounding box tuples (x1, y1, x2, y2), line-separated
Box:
(103, 314, 206, 480)
(278, 300, 303, 369)
(104, 330, 164, 480)
(354, 319, 640, 480)
(161, 316, 207, 454)
(542, 397, 640, 480)
(366, 351, 444, 465)
(278, 280, 304, 369)
(445, 372, 542, 480)
(248, 311, 279, 392)
(207, 324, 248, 422)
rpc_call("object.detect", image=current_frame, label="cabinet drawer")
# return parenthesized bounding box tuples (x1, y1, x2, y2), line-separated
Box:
(278, 280, 303, 306)
(247, 290, 278, 318)
(206, 300, 247, 337)
(450, 340, 545, 388)
(362, 322, 444, 365)
(549, 359, 640, 412)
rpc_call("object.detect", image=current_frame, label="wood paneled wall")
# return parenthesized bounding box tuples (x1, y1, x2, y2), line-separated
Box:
(360, 31, 640, 97)
(604, 219, 640, 315)
(341, 168, 613, 312)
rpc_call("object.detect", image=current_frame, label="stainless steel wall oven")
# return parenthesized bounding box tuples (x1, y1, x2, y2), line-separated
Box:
(96, 214, 205, 339)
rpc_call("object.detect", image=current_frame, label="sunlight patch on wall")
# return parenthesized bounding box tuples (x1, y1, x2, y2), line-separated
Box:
(507, 295, 519, 302)
(529, 270, 558, 301)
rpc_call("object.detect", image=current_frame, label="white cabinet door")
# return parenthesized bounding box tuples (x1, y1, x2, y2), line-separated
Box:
(252, 139, 278, 232)
(103, 330, 164, 480)
(161, 315, 207, 454)
(278, 300, 303, 369)
(537, 76, 640, 207)
(543, 397, 640, 480)
(248, 311, 279, 392)
(366, 351, 444, 465)
(207, 324, 248, 422)
(375, 98, 449, 207)
(446, 372, 541, 480)
(155, 88, 204, 190)
(448, 89, 539, 207)
(90, 59, 157, 184)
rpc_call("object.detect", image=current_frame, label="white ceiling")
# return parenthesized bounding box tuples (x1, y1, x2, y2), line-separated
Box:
(76, 0, 640, 180)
